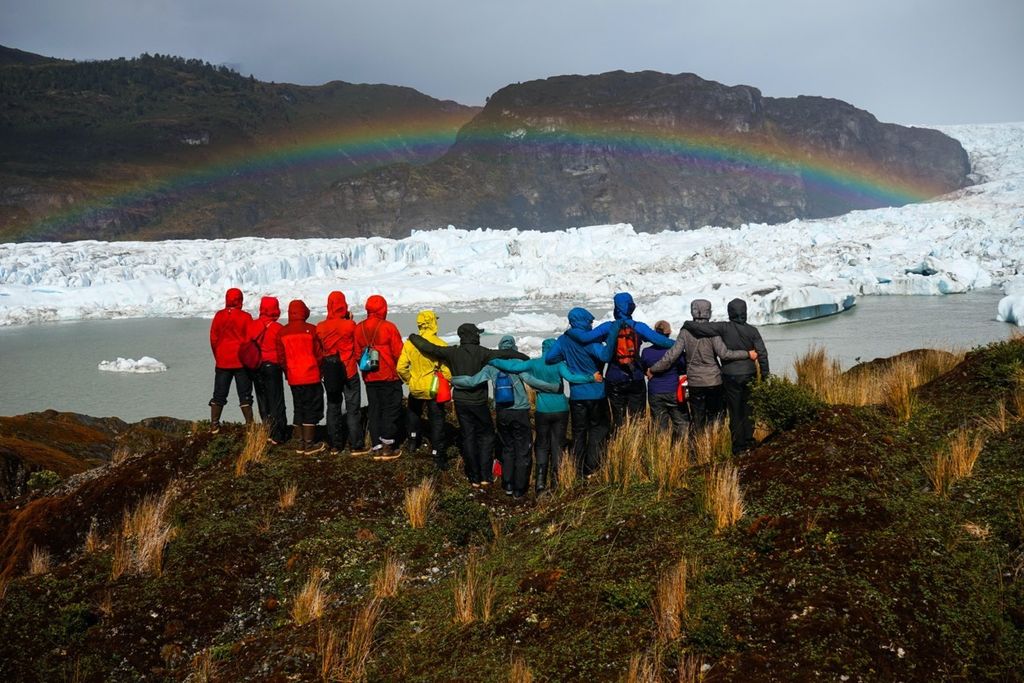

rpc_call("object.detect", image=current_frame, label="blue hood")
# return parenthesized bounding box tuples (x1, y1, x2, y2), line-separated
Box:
(613, 292, 636, 321)
(568, 307, 595, 330)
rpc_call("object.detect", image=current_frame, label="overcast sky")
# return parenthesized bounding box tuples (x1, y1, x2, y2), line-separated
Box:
(2, 0, 1021, 124)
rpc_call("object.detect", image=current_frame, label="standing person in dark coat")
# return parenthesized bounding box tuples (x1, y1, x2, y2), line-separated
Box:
(639, 320, 689, 443)
(648, 299, 755, 431)
(409, 324, 528, 486)
(248, 296, 288, 445)
(563, 292, 673, 432)
(683, 298, 769, 454)
(208, 287, 254, 432)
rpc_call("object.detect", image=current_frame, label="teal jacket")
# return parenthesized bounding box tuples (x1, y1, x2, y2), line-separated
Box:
(490, 337, 597, 413)
(451, 335, 561, 411)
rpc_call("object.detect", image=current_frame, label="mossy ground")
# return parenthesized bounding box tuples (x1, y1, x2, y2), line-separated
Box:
(1, 339, 1022, 682)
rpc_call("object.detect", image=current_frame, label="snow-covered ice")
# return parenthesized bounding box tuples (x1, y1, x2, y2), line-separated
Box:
(97, 357, 168, 373)
(1, 122, 1022, 328)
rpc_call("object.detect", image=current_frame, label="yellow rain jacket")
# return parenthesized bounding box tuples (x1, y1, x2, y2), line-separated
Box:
(397, 310, 452, 399)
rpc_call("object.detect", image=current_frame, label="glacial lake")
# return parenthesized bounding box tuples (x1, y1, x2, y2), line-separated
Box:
(0, 289, 1014, 423)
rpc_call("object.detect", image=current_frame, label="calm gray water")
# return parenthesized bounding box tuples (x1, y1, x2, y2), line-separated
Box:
(0, 290, 1013, 422)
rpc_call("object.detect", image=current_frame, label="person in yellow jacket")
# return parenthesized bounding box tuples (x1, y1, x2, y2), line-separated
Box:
(397, 310, 453, 470)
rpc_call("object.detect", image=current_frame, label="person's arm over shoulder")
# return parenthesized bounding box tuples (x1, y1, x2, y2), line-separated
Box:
(544, 338, 565, 365)
(521, 372, 561, 394)
(484, 347, 529, 362)
(409, 334, 454, 363)
(634, 322, 674, 349)
(489, 357, 532, 374)
(648, 334, 685, 374)
(558, 363, 598, 384)
(563, 320, 613, 345)
(712, 335, 749, 361)
(682, 320, 730, 339)
(751, 327, 769, 377)
(591, 320, 624, 363)
(313, 329, 325, 362)
(450, 365, 494, 389)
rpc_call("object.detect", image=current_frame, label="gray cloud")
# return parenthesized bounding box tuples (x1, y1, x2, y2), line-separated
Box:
(1, 0, 1021, 123)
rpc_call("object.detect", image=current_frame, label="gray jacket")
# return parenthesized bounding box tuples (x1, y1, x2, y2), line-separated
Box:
(649, 299, 749, 387)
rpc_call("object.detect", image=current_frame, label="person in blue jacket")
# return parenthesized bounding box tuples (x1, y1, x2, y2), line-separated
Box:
(451, 335, 560, 498)
(640, 320, 689, 443)
(544, 308, 621, 477)
(489, 337, 602, 493)
(563, 292, 673, 432)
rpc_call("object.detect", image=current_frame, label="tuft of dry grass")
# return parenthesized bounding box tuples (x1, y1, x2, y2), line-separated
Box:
(625, 652, 660, 683)
(84, 518, 100, 554)
(256, 509, 274, 534)
(453, 551, 495, 625)
(278, 482, 298, 510)
(111, 445, 133, 466)
(292, 566, 329, 625)
(404, 477, 436, 529)
(654, 558, 689, 642)
(190, 650, 217, 683)
(883, 357, 919, 422)
(556, 450, 578, 494)
(98, 588, 113, 617)
(752, 421, 772, 444)
(235, 422, 270, 476)
(28, 545, 51, 575)
(118, 487, 178, 576)
(600, 417, 691, 493)
(479, 569, 496, 624)
(692, 419, 730, 466)
(926, 427, 985, 496)
(676, 652, 706, 683)
(338, 598, 383, 683)
(509, 656, 534, 683)
(317, 625, 340, 683)
(704, 464, 744, 532)
(372, 554, 405, 599)
(0, 575, 9, 608)
(110, 533, 130, 580)
(979, 400, 1010, 434)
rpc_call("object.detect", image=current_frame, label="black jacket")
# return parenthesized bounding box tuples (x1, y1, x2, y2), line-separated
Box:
(683, 299, 769, 377)
(409, 323, 528, 405)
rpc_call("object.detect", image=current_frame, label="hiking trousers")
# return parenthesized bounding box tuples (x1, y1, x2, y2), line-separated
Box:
(365, 380, 402, 448)
(321, 359, 363, 450)
(689, 384, 724, 432)
(407, 396, 447, 460)
(254, 362, 289, 443)
(570, 398, 610, 476)
(497, 408, 533, 494)
(607, 379, 647, 432)
(648, 392, 689, 442)
(454, 401, 495, 484)
(723, 373, 756, 453)
(210, 367, 253, 408)
(535, 410, 569, 473)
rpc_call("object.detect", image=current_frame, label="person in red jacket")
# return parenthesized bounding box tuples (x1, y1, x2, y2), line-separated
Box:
(208, 287, 254, 433)
(247, 296, 288, 445)
(353, 294, 404, 459)
(276, 299, 326, 455)
(316, 291, 363, 454)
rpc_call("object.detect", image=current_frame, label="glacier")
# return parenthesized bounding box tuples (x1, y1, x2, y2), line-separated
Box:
(0, 122, 1022, 329)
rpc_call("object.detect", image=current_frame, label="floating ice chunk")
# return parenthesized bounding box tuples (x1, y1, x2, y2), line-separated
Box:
(98, 356, 168, 373)
(997, 295, 1024, 327)
(477, 312, 565, 334)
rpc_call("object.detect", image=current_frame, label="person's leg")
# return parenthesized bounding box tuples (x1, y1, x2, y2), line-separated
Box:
(378, 381, 403, 456)
(426, 399, 448, 468)
(264, 364, 289, 443)
(290, 384, 307, 453)
(606, 381, 628, 433)
(303, 383, 326, 454)
(569, 400, 589, 473)
(253, 367, 269, 422)
(209, 368, 232, 430)
(234, 368, 254, 412)
(406, 396, 425, 452)
(454, 402, 480, 484)
(585, 398, 610, 476)
(342, 373, 364, 450)
(708, 384, 726, 424)
(649, 392, 671, 430)
(534, 411, 552, 475)
(551, 410, 569, 476)
(364, 382, 383, 449)
(510, 409, 533, 496)
(320, 359, 344, 451)
(624, 379, 647, 422)
(472, 403, 496, 486)
(496, 409, 514, 492)
(666, 396, 690, 444)
(723, 375, 744, 454)
(740, 374, 756, 449)
(689, 386, 710, 432)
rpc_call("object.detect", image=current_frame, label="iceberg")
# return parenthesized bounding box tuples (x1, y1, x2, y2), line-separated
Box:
(997, 296, 1024, 327)
(98, 357, 168, 373)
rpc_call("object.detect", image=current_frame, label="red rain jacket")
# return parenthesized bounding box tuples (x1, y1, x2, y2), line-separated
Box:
(210, 288, 253, 369)
(276, 300, 324, 386)
(354, 295, 403, 383)
(316, 291, 358, 377)
(246, 296, 284, 366)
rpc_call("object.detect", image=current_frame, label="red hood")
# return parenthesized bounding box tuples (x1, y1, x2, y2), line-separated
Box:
(327, 291, 350, 320)
(365, 294, 388, 320)
(259, 296, 280, 320)
(225, 288, 243, 309)
(287, 299, 310, 323)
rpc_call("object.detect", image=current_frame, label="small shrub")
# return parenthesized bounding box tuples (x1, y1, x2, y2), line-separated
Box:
(198, 434, 236, 467)
(404, 477, 436, 529)
(27, 469, 61, 493)
(29, 545, 51, 575)
(750, 376, 823, 432)
(292, 566, 329, 625)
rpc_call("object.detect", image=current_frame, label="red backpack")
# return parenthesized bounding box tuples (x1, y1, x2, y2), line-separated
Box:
(615, 324, 640, 368)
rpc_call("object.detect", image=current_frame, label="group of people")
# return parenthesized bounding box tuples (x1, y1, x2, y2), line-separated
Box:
(207, 288, 769, 498)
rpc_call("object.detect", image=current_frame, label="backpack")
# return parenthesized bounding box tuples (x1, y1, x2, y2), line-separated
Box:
(238, 324, 269, 370)
(615, 324, 640, 368)
(357, 322, 381, 373)
(494, 372, 515, 406)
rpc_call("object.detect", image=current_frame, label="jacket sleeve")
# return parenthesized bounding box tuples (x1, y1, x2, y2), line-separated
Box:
(484, 347, 529, 362)
(209, 313, 220, 355)
(276, 334, 287, 377)
(451, 366, 494, 389)
(589, 320, 623, 363)
(648, 333, 685, 374)
(387, 325, 404, 364)
(752, 328, 770, 377)
(634, 321, 674, 348)
(409, 334, 455, 363)
(558, 363, 597, 384)
(563, 321, 612, 345)
(396, 343, 413, 384)
(489, 357, 532, 373)
(713, 336, 750, 361)
(521, 372, 562, 394)
(544, 338, 565, 365)
(313, 330, 325, 362)
(682, 321, 730, 339)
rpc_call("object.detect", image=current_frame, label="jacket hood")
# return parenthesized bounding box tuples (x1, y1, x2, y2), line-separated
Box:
(568, 307, 595, 331)
(457, 323, 483, 345)
(287, 299, 310, 323)
(727, 298, 748, 323)
(416, 310, 439, 334)
(225, 288, 243, 309)
(498, 335, 517, 350)
(365, 294, 388, 320)
(691, 299, 712, 322)
(542, 338, 556, 354)
(613, 292, 636, 320)
(327, 291, 350, 320)
(259, 296, 280, 320)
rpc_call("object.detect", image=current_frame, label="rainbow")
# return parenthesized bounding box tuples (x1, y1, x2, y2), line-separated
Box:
(21, 111, 946, 239)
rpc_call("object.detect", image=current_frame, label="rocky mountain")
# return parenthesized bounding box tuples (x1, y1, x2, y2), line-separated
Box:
(302, 71, 971, 236)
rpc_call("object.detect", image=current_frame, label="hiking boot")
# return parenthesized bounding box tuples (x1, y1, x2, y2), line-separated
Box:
(504, 483, 514, 496)
(373, 444, 402, 461)
(209, 403, 223, 433)
(350, 445, 373, 456)
(295, 441, 308, 455)
(240, 404, 254, 425)
(535, 465, 548, 494)
(306, 441, 326, 455)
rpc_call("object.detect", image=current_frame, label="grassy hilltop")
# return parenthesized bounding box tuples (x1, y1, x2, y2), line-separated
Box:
(1, 338, 1023, 682)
